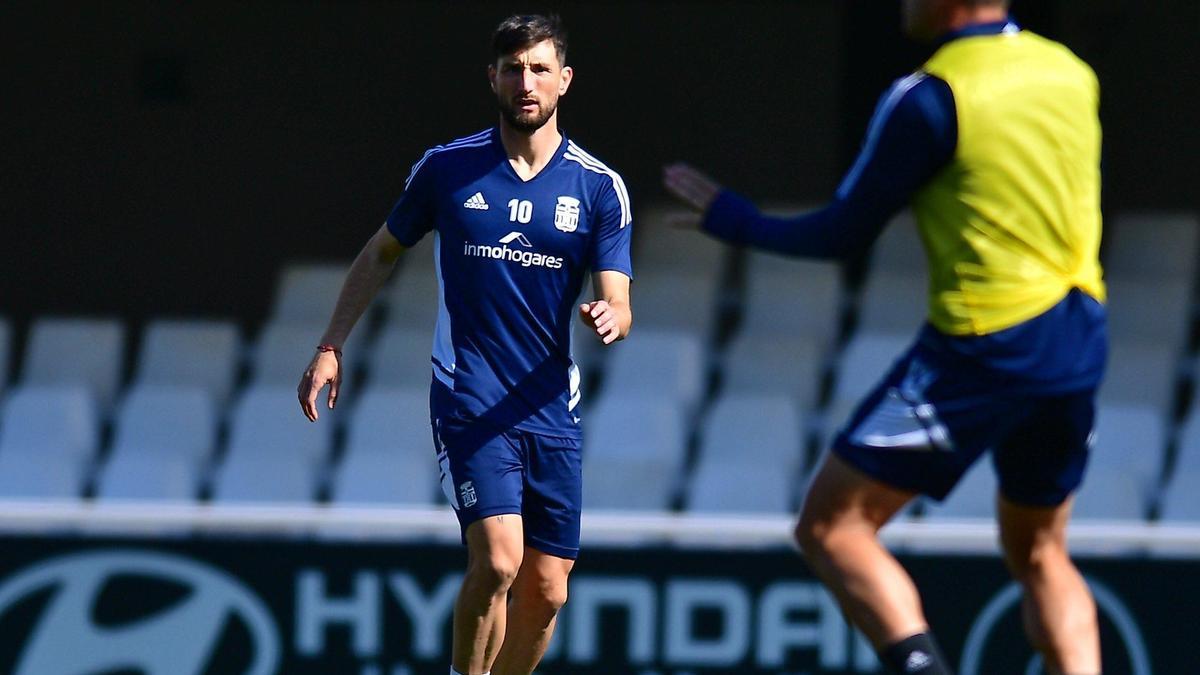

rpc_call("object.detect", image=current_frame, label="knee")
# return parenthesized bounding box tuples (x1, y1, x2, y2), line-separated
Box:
(793, 511, 833, 560)
(466, 552, 521, 596)
(525, 574, 570, 613)
(1006, 539, 1069, 583)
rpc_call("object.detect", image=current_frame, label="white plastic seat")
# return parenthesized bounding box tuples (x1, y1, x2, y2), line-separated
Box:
(270, 262, 351, 324)
(1104, 277, 1190, 351)
(96, 385, 216, 501)
(1088, 404, 1165, 495)
(740, 254, 842, 343)
(1070, 466, 1146, 520)
(135, 319, 241, 404)
(332, 386, 437, 505)
(1099, 340, 1177, 409)
(857, 273, 928, 335)
(602, 329, 705, 413)
(252, 320, 367, 387)
(867, 211, 928, 276)
(212, 385, 334, 502)
(365, 325, 435, 388)
(722, 334, 825, 407)
(687, 393, 803, 513)
(382, 267, 442, 336)
(629, 270, 722, 335)
(0, 386, 99, 498)
(831, 332, 913, 404)
(583, 394, 687, 510)
(1159, 410, 1200, 523)
(634, 206, 730, 273)
(1104, 211, 1198, 282)
(22, 317, 124, 410)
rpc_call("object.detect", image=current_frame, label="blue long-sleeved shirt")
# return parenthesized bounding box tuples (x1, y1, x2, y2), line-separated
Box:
(702, 19, 1108, 392)
(701, 23, 1025, 258)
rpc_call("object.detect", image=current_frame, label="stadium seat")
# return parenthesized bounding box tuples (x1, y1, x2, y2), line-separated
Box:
(923, 460, 994, 520)
(856, 273, 928, 335)
(1104, 211, 1199, 282)
(211, 385, 334, 502)
(381, 264, 442, 336)
(1160, 409, 1200, 523)
(22, 317, 124, 411)
(1104, 277, 1190, 351)
(687, 393, 803, 513)
(634, 205, 730, 273)
(628, 270, 722, 335)
(96, 385, 216, 501)
(721, 333, 825, 407)
(602, 329, 705, 413)
(252, 320, 367, 387)
(1071, 467, 1146, 520)
(0, 385, 99, 498)
(866, 211, 928, 277)
(134, 319, 241, 405)
(1099, 340, 1178, 410)
(1089, 404, 1166, 491)
(740, 253, 842, 342)
(270, 262, 351, 324)
(365, 325, 435, 389)
(830, 332, 913, 404)
(583, 394, 687, 510)
(331, 386, 437, 505)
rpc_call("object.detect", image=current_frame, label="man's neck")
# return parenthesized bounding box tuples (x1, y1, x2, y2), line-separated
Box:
(943, 6, 1009, 35)
(499, 116, 562, 180)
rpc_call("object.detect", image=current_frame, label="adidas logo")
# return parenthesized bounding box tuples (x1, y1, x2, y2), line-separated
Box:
(905, 650, 932, 672)
(463, 192, 489, 210)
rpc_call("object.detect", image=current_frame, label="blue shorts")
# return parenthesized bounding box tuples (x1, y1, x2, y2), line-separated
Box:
(832, 341, 1096, 506)
(433, 416, 582, 559)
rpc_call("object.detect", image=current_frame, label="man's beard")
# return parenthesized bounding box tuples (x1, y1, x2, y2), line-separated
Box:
(498, 96, 557, 133)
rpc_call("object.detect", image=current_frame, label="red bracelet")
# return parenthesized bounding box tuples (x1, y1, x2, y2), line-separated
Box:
(316, 343, 342, 355)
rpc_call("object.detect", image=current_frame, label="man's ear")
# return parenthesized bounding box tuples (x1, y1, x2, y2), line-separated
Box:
(559, 65, 573, 96)
(487, 64, 497, 93)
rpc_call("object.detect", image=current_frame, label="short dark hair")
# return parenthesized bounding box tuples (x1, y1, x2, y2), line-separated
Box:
(491, 14, 567, 66)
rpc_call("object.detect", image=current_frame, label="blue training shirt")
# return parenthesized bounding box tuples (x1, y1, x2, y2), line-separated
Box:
(387, 128, 633, 438)
(701, 19, 1107, 392)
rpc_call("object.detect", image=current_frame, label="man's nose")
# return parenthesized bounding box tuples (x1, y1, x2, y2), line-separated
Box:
(520, 67, 536, 92)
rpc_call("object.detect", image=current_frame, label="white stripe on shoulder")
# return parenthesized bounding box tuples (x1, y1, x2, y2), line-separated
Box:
(564, 142, 632, 226)
(564, 153, 631, 228)
(836, 73, 928, 199)
(404, 128, 493, 189)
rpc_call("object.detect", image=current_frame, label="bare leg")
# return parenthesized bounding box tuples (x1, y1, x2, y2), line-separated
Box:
(998, 495, 1100, 674)
(453, 515, 524, 674)
(794, 453, 927, 646)
(491, 548, 574, 675)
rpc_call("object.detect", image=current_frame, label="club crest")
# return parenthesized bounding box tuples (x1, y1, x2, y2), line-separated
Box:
(554, 196, 580, 233)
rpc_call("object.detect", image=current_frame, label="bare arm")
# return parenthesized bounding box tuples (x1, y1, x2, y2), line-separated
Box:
(298, 224, 405, 421)
(578, 270, 632, 345)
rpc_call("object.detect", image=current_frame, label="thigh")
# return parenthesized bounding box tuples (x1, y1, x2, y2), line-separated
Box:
(800, 452, 916, 532)
(992, 388, 1095, 507)
(435, 418, 526, 538)
(520, 432, 583, 561)
(832, 345, 1031, 501)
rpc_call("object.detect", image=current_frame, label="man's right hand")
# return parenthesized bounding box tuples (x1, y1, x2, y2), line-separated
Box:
(298, 349, 342, 422)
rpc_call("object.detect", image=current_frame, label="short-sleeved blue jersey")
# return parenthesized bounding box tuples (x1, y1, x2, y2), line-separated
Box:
(386, 127, 632, 438)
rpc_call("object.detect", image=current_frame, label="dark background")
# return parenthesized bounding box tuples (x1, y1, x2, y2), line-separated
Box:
(2, 0, 1195, 326)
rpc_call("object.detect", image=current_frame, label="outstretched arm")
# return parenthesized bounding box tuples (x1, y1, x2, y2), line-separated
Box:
(663, 74, 957, 260)
(298, 224, 405, 421)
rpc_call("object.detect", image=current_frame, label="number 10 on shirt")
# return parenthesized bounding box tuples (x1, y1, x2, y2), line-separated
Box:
(508, 198, 533, 223)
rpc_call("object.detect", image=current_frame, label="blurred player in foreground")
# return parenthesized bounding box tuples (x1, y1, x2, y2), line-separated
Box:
(665, 0, 1104, 672)
(297, 15, 633, 675)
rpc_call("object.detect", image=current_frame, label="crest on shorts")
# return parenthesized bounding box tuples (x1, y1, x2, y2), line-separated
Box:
(459, 481, 478, 508)
(554, 196, 580, 233)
